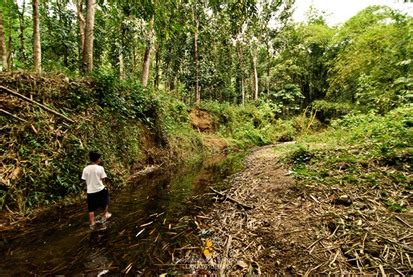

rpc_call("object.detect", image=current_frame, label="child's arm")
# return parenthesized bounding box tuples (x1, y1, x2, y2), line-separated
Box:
(100, 167, 107, 181)
(81, 168, 87, 181)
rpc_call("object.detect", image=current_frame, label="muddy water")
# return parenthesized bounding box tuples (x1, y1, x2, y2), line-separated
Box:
(0, 154, 244, 275)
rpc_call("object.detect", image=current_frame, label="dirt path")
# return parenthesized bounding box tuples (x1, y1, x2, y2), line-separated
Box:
(173, 144, 412, 275)
(181, 144, 322, 275)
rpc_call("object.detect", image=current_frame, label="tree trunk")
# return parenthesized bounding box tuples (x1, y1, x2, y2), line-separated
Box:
(140, 16, 154, 87)
(0, 11, 7, 71)
(7, 18, 12, 70)
(252, 48, 258, 101)
(75, 0, 86, 69)
(83, 0, 95, 73)
(154, 43, 161, 88)
(266, 42, 270, 95)
(236, 42, 245, 105)
(32, 0, 41, 73)
(131, 46, 136, 74)
(194, 12, 200, 105)
(119, 51, 125, 80)
(18, 0, 26, 63)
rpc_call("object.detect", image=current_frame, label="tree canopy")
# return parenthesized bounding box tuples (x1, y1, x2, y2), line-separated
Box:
(0, 1, 411, 113)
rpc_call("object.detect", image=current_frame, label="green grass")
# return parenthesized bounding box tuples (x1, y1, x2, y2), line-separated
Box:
(274, 106, 413, 212)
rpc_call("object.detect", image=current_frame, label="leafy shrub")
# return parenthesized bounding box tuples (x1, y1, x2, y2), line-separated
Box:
(312, 100, 352, 123)
(289, 145, 314, 164)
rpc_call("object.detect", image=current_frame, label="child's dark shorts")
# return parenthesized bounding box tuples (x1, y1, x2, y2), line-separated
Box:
(87, 188, 109, 212)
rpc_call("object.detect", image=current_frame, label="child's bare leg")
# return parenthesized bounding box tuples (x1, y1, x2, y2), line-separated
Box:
(103, 205, 111, 220)
(88, 212, 95, 225)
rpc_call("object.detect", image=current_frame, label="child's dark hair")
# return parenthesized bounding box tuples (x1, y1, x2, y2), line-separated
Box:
(89, 151, 101, 163)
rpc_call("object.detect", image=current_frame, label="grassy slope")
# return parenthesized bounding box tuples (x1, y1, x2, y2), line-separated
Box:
(277, 106, 412, 212)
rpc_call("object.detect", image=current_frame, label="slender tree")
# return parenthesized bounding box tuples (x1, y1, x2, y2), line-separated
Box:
(237, 42, 245, 105)
(154, 43, 160, 88)
(0, 9, 7, 71)
(193, 8, 200, 104)
(251, 45, 258, 100)
(75, 0, 86, 69)
(83, 0, 95, 73)
(17, 0, 26, 63)
(32, 0, 41, 73)
(119, 51, 125, 80)
(141, 15, 154, 87)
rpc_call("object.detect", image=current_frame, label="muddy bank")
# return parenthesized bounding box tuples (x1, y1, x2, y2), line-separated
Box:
(170, 144, 412, 275)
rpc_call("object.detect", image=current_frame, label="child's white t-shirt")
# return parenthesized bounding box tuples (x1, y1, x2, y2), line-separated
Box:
(81, 164, 107, 193)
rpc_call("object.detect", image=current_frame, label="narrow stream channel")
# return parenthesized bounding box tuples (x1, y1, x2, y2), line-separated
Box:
(0, 153, 244, 275)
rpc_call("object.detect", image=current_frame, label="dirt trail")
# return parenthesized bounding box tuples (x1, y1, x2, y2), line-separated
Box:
(174, 144, 412, 275)
(176, 144, 320, 275)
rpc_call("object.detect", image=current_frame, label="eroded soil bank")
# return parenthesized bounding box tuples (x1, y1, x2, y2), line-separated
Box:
(169, 144, 412, 275)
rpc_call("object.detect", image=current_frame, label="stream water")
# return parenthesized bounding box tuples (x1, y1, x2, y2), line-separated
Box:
(0, 153, 244, 275)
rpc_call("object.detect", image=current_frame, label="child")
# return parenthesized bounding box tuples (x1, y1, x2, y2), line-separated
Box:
(82, 151, 111, 229)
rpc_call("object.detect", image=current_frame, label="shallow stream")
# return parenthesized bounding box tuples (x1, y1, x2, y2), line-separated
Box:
(0, 153, 244, 275)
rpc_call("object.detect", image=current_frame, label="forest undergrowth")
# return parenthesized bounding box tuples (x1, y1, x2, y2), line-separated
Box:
(0, 72, 296, 219)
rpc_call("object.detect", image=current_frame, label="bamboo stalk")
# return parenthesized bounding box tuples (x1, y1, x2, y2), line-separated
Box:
(0, 85, 75, 123)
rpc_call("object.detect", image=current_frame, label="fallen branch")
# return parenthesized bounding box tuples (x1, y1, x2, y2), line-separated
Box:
(0, 85, 75, 123)
(209, 187, 254, 210)
(0, 108, 27, 122)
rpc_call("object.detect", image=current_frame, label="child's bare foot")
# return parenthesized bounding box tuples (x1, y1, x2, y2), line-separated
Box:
(104, 212, 112, 220)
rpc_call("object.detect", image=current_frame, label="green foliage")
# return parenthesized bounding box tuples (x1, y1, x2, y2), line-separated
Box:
(265, 83, 304, 116)
(268, 21, 334, 111)
(277, 105, 413, 212)
(200, 101, 296, 147)
(327, 7, 412, 113)
(92, 72, 159, 124)
(312, 100, 352, 123)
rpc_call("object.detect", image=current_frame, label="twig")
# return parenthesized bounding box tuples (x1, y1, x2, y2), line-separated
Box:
(395, 216, 412, 229)
(0, 108, 27, 122)
(140, 221, 153, 227)
(304, 262, 326, 276)
(135, 228, 145, 237)
(379, 264, 386, 277)
(219, 235, 232, 277)
(374, 233, 413, 252)
(307, 236, 325, 250)
(0, 85, 75, 123)
(329, 249, 340, 267)
(209, 187, 254, 210)
(309, 194, 320, 203)
(123, 263, 133, 274)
